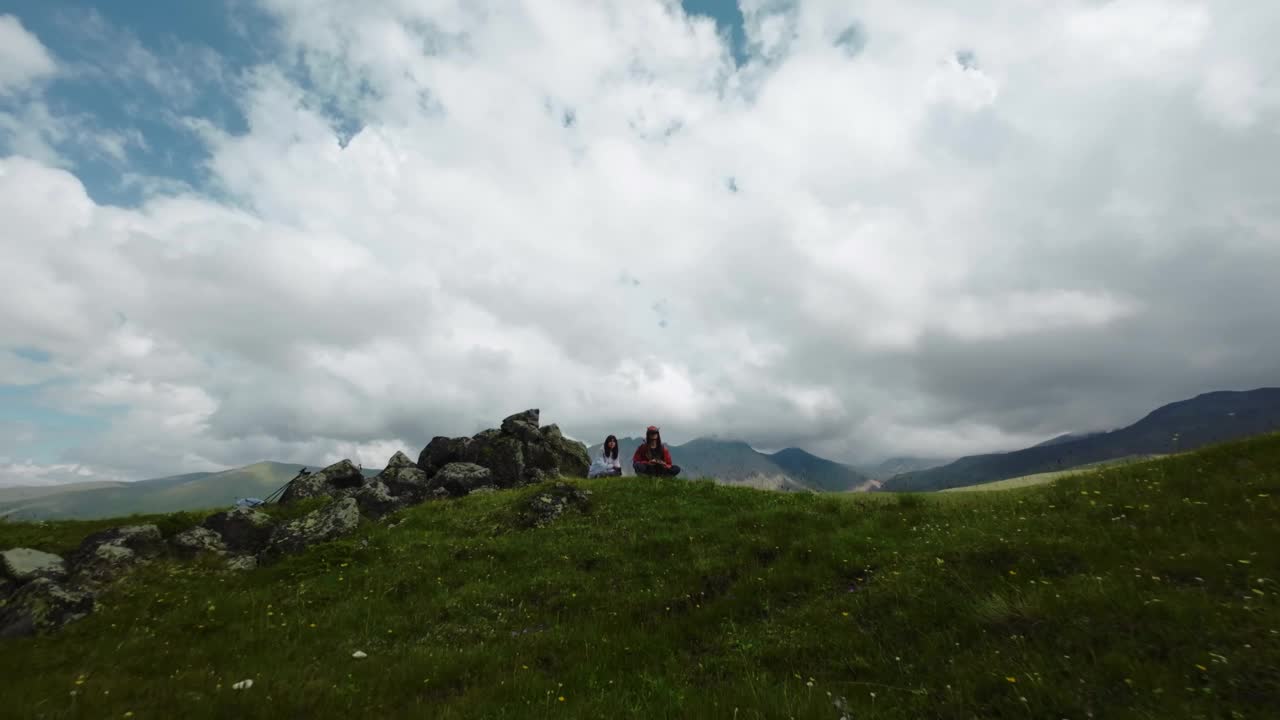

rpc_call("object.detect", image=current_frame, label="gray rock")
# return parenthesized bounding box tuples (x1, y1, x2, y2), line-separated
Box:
(71, 525, 163, 583)
(262, 498, 360, 559)
(1, 548, 68, 583)
(170, 527, 228, 557)
(353, 479, 405, 519)
(384, 451, 415, 470)
(465, 435, 525, 487)
(429, 487, 450, 500)
(379, 463, 431, 500)
(226, 555, 258, 572)
(203, 506, 276, 554)
(500, 408, 542, 442)
(469, 485, 499, 495)
(429, 462, 495, 497)
(417, 436, 473, 476)
(0, 578, 95, 638)
(278, 460, 365, 504)
(517, 482, 592, 528)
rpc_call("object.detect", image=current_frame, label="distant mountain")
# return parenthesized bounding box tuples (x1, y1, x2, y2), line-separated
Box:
(855, 456, 952, 480)
(0, 480, 128, 504)
(880, 388, 1280, 492)
(587, 437, 867, 492)
(1032, 432, 1104, 448)
(0, 462, 381, 521)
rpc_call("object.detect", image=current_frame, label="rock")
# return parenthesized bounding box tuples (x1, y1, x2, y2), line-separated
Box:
(71, 525, 163, 583)
(262, 498, 360, 558)
(0, 578, 96, 638)
(232, 679, 253, 690)
(378, 452, 432, 500)
(353, 479, 405, 519)
(501, 408, 542, 442)
(226, 555, 258, 572)
(429, 487, 450, 500)
(429, 462, 495, 497)
(537, 424, 591, 478)
(203, 506, 276, 554)
(417, 436, 473, 476)
(0, 576, 14, 600)
(278, 460, 366, 504)
(385, 451, 415, 470)
(517, 482, 592, 528)
(469, 485, 499, 495)
(352, 650, 368, 659)
(170, 527, 228, 557)
(1, 548, 68, 583)
(465, 435, 525, 487)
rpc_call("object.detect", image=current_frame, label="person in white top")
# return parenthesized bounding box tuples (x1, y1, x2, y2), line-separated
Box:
(588, 435, 624, 478)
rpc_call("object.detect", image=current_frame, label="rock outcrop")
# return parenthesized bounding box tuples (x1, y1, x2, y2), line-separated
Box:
(262, 498, 360, 558)
(414, 409, 589, 494)
(70, 525, 163, 584)
(203, 506, 275, 554)
(279, 459, 366, 504)
(1, 548, 67, 583)
(0, 578, 95, 639)
(170, 527, 228, 557)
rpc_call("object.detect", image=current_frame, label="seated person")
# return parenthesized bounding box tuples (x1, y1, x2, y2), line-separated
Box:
(588, 434, 624, 478)
(632, 425, 681, 477)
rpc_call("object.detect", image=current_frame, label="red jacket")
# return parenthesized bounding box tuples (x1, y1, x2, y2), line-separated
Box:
(633, 443, 672, 466)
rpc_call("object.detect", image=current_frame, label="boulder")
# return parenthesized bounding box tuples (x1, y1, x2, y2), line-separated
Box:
(262, 498, 360, 558)
(1, 548, 68, 583)
(417, 436, 473, 476)
(70, 525, 163, 584)
(226, 555, 258, 572)
(385, 450, 415, 470)
(500, 408, 543, 442)
(353, 479, 406, 519)
(379, 451, 432, 499)
(466, 435, 525, 487)
(278, 460, 365, 504)
(516, 482, 593, 528)
(170, 527, 228, 557)
(203, 506, 276, 554)
(0, 578, 96, 639)
(429, 462, 495, 497)
(537, 424, 591, 478)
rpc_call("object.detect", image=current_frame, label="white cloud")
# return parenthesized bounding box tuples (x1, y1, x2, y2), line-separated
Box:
(1, 0, 1279, 483)
(0, 15, 56, 95)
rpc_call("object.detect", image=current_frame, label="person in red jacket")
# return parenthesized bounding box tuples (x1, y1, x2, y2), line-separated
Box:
(632, 425, 681, 477)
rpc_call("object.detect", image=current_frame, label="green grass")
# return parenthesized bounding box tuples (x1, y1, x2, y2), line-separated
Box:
(1, 434, 1278, 719)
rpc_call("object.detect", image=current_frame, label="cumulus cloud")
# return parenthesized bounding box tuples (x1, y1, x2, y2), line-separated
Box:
(2, 0, 1279, 484)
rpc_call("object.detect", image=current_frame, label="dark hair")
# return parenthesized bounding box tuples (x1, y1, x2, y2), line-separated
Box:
(603, 434, 619, 460)
(646, 427, 662, 447)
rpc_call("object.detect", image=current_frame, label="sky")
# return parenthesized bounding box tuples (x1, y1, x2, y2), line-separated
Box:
(1, 0, 1278, 485)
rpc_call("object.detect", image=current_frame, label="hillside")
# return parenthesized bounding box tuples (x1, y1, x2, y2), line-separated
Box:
(0, 481, 127, 504)
(0, 463, 380, 521)
(881, 387, 1280, 492)
(854, 456, 952, 480)
(1, 433, 1276, 718)
(587, 437, 867, 491)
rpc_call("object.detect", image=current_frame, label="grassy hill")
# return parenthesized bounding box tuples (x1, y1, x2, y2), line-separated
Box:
(882, 387, 1280, 492)
(0, 463, 381, 521)
(1, 434, 1277, 718)
(0, 481, 127, 505)
(939, 455, 1167, 493)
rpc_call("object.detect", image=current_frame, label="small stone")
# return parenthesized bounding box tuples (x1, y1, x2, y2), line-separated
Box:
(226, 555, 258, 572)
(231, 679, 253, 690)
(352, 650, 368, 659)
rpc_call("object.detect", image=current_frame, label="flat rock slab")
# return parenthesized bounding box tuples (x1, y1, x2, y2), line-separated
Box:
(1, 548, 68, 583)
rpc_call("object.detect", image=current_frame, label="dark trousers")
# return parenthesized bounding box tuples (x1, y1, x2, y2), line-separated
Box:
(634, 463, 682, 477)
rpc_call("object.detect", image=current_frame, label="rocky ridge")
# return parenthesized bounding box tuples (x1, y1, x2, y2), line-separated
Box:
(0, 409, 590, 638)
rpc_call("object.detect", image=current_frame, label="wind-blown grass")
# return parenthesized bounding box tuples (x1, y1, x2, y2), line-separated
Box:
(1, 434, 1277, 718)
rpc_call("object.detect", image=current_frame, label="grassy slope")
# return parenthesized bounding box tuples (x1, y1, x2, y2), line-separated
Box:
(940, 455, 1168, 493)
(0, 435, 1277, 719)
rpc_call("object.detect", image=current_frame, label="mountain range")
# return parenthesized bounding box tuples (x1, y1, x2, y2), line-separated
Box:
(0, 462, 380, 521)
(585, 436, 870, 492)
(879, 387, 1280, 492)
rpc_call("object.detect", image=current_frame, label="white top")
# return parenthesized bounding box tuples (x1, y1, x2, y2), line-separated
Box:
(588, 450, 622, 477)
